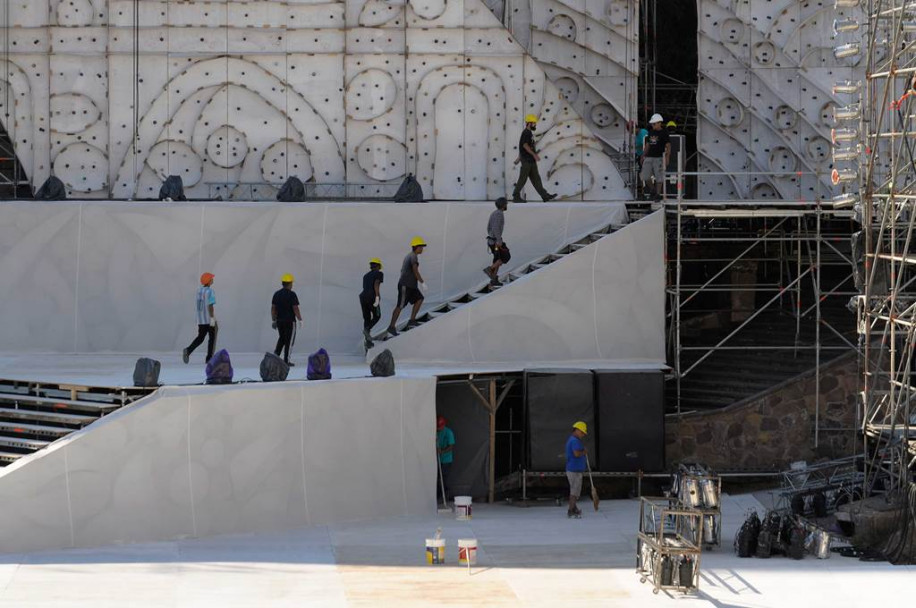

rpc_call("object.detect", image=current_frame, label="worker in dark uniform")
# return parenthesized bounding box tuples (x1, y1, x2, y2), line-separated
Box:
(271, 273, 303, 366)
(360, 257, 384, 349)
(512, 114, 556, 203)
(483, 197, 511, 286)
(386, 237, 427, 337)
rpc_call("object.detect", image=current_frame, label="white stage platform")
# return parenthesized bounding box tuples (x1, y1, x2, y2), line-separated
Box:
(0, 495, 908, 608)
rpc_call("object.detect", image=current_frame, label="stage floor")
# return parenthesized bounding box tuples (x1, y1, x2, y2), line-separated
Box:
(0, 352, 664, 387)
(0, 494, 908, 607)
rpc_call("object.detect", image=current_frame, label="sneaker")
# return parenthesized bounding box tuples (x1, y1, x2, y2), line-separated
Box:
(542, 193, 557, 202)
(567, 509, 581, 519)
(182, 348, 189, 364)
(287, 361, 296, 367)
(406, 319, 420, 329)
(387, 326, 399, 337)
(489, 277, 502, 287)
(483, 267, 495, 280)
(512, 196, 524, 203)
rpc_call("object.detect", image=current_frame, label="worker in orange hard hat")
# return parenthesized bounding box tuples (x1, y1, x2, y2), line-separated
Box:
(182, 272, 217, 364)
(512, 114, 556, 203)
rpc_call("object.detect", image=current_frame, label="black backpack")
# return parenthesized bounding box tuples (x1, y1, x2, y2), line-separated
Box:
(735, 511, 761, 558)
(132, 358, 161, 387)
(277, 176, 305, 202)
(159, 175, 187, 201)
(35, 176, 67, 200)
(260, 352, 290, 382)
(393, 174, 424, 202)
(370, 349, 396, 377)
(307, 348, 332, 380)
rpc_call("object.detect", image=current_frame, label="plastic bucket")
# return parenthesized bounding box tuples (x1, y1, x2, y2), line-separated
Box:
(455, 496, 473, 520)
(425, 538, 446, 564)
(458, 539, 478, 566)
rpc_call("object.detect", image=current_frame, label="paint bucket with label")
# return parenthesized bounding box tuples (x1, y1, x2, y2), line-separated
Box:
(455, 495, 473, 520)
(458, 539, 478, 566)
(425, 538, 446, 564)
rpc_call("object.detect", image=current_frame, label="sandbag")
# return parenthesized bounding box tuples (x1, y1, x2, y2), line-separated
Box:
(277, 176, 305, 202)
(158, 175, 187, 201)
(35, 176, 67, 200)
(307, 347, 332, 380)
(132, 357, 161, 387)
(370, 348, 396, 377)
(393, 174, 424, 202)
(206, 349, 234, 384)
(260, 352, 290, 382)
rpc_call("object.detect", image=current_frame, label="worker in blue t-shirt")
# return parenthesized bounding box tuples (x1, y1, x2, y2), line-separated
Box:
(565, 421, 588, 518)
(436, 416, 456, 504)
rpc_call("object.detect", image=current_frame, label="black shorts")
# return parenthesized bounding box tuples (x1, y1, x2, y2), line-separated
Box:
(397, 283, 423, 308)
(489, 242, 511, 264)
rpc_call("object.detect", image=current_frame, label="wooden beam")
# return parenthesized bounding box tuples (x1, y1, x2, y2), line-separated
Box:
(494, 379, 515, 410)
(466, 380, 493, 412)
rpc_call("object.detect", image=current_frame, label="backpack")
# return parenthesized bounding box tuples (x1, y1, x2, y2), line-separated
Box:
(158, 175, 187, 201)
(734, 511, 760, 558)
(393, 174, 424, 202)
(205, 349, 234, 384)
(259, 352, 290, 382)
(35, 176, 67, 200)
(277, 176, 305, 202)
(307, 348, 332, 380)
(370, 349, 396, 377)
(132, 357, 161, 387)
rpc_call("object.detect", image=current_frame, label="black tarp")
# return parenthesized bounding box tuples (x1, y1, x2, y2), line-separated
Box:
(436, 383, 490, 499)
(594, 369, 665, 472)
(525, 369, 595, 472)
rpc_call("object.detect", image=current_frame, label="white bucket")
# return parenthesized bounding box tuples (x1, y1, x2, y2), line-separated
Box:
(425, 538, 446, 564)
(458, 539, 478, 566)
(454, 496, 473, 520)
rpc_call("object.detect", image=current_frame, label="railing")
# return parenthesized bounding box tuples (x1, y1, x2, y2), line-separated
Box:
(206, 182, 402, 202)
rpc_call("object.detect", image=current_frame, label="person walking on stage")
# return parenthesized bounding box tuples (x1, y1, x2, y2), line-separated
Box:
(386, 236, 427, 337)
(512, 114, 556, 203)
(640, 113, 671, 202)
(566, 421, 589, 518)
(483, 197, 511, 286)
(182, 272, 217, 364)
(271, 273, 303, 366)
(437, 416, 456, 504)
(360, 257, 384, 349)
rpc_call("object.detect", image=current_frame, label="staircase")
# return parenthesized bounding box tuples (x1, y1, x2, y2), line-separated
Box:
(0, 120, 30, 199)
(374, 222, 627, 341)
(0, 379, 154, 466)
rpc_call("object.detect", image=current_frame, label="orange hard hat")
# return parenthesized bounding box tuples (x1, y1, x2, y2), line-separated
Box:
(200, 272, 215, 286)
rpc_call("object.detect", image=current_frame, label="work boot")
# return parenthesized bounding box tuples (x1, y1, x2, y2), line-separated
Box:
(387, 325, 399, 337)
(483, 267, 495, 280)
(567, 508, 581, 519)
(286, 361, 296, 367)
(512, 193, 524, 203)
(542, 193, 557, 202)
(182, 348, 189, 364)
(406, 319, 420, 329)
(489, 276, 502, 287)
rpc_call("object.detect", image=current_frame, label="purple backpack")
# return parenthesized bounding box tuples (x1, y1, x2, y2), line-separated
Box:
(307, 348, 332, 380)
(205, 349, 234, 384)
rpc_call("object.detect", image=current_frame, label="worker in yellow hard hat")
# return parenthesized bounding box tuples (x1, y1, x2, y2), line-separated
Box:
(666, 120, 677, 133)
(360, 257, 385, 350)
(511, 114, 556, 203)
(386, 237, 427, 337)
(271, 273, 302, 366)
(182, 272, 217, 364)
(566, 421, 588, 518)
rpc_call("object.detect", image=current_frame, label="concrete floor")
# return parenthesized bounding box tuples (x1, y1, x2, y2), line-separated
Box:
(0, 494, 909, 607)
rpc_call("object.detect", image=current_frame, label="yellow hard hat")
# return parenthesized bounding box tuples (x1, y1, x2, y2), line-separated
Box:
(281, 273, 294, 283)
(572, 421, 588, 434)
(369, 257, 383, 269)
(410, 236, 427, 248)
(524, 114, 538, 124)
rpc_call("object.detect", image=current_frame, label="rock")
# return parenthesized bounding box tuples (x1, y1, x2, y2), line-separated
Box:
(760, 417, 780, 431)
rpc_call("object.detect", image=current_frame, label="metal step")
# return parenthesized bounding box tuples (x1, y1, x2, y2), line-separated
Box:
(0, 406, 97, 426)
(0, 420, 74, 438)
(0, 451, 24, 464)
(0, 393, 122, 413)
(0, 435, 52, 450)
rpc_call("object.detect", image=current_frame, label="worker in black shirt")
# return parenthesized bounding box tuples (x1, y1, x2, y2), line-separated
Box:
(512, 114, 556, 203)
(640, 113, 671, 202)
(360, 258, 384, 350)
(271, 273, 303, 366)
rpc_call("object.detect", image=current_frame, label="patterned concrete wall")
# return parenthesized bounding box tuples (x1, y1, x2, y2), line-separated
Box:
(0, 0, 629, 201)
(696, 0, 863, 200)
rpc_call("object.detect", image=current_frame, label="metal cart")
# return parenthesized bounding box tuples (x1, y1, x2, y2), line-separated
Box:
(636, 497, 704, 595)
(674, 464, 722, 549)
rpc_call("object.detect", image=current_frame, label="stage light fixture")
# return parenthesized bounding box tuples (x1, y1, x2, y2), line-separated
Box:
(834, 43, 861, 59)
(832, 145, 861, 162)
(833, 80, 861, 94)
(831, 192, 858, 208)
(834, 18, 860, 34)
(832, 127, 859, 143)
(831, 168, 858, 185)
(834, 103, 861, 121)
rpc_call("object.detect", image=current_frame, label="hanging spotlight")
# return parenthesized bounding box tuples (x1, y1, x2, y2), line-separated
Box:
(834, 103, 861, 121)
(834, 43, 861, 59)
(833, 145, 861, 162)
(833, 80, 861, 95)
(832, 127, 859, 143)
(832, 192, 858, 208)
(832, 168, 858, 185)
(834, 18, 860, 34)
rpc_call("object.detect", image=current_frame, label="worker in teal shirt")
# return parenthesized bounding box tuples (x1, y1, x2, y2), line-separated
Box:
(436, 416, 455, 504)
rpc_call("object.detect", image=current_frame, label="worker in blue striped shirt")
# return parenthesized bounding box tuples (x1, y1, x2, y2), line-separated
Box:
(182, 272, 217, 364)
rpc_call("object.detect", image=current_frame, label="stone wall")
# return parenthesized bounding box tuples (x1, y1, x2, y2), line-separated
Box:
(666, 352, 860, 470)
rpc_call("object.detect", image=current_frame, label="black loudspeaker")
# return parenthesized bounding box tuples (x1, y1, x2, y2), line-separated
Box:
(133, 357, 161, 387)
(525, 369, 595, 472)
(595, 370, 664, 472)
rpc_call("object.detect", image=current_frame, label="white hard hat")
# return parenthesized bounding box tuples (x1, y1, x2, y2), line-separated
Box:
(649, 113, 663, 124)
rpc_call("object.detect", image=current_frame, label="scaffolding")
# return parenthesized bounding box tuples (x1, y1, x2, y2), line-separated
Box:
(856, 0, 916, 497)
